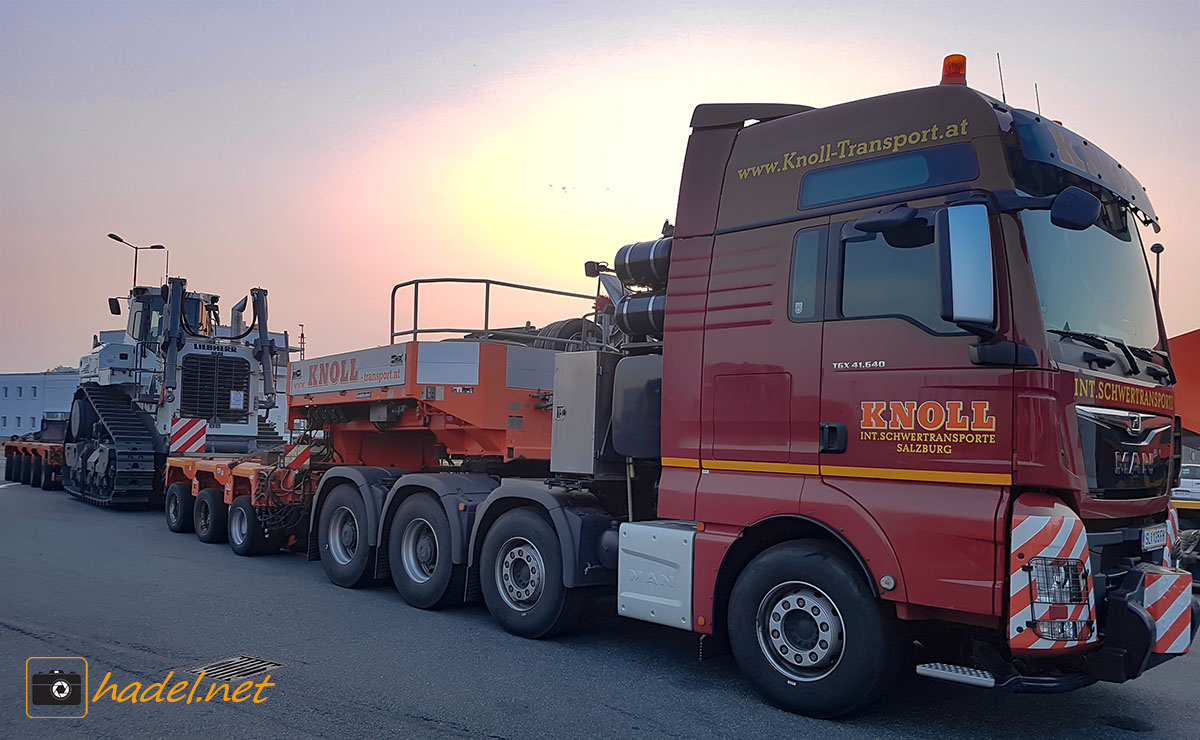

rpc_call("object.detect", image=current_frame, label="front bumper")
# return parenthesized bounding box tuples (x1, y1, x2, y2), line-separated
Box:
(1085, 564, 1200, 683)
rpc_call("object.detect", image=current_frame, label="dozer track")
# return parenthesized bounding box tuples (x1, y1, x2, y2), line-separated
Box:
(65, 384, 160, 507)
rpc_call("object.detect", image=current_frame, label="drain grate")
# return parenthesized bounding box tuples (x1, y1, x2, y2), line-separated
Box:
(188, 655, 282, 682)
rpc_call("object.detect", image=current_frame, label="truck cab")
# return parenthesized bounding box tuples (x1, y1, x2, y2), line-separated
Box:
(645, 57, 1194, 711)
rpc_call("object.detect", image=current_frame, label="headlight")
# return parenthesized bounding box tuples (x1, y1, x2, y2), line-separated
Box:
(1029, 557, 1088, 604)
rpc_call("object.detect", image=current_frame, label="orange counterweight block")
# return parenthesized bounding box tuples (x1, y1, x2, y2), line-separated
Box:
(287, 341, 556, 468)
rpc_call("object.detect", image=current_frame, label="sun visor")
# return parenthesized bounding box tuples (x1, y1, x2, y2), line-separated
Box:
(1012, 109, 1157, 226)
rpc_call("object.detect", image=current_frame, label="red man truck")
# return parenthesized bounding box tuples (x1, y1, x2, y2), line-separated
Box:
(161, 55, 1197, 717)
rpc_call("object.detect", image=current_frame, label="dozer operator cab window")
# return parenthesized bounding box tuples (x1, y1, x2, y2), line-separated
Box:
(128, 295, 166, 343)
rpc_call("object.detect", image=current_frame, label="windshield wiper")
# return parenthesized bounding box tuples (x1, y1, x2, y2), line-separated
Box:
(1047, 329, 1141, 376)
(1047, 329, 1111, 351)
(1102, 335, 1141, 377)
(1126, 343, 1176, 384)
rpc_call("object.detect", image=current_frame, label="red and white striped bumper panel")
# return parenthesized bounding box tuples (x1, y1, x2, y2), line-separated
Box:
(170, 418, 207, 454)
(1145, 569, 1192, 655)
(1008, 511, 1097, 651)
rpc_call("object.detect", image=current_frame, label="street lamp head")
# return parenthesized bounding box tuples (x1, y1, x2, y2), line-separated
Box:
(149, 244, 165, 250)
(107, 233, 124, 242)
(1151, 243, 1164, 254)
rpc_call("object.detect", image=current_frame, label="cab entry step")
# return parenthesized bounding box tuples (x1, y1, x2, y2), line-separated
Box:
(915, 663, 996, 688)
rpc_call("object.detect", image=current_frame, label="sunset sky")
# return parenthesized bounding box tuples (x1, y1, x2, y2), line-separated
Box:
(2, 0, 1197, 372)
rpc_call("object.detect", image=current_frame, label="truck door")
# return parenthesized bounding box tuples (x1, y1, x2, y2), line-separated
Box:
(695, 217, 827, 524)
(816, 208, 1012, 616)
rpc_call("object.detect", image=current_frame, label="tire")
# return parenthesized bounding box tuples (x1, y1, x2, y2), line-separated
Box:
(20, 454, 34, 485)
(479, 507, 581, 639)
(4, 454, 13, 481)
(30, 458, 43, 489)
(727, 540, 903, 718)
(40, 463, 56, 491)
(165, 482, 195, 533)
(318, 484, 374, 588)
(388, 493, 465, 609)
(194, 487, 228, 543)
(228, 495, 269, 556)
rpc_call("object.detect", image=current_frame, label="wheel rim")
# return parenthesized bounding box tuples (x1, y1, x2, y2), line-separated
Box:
(231, 506, 249, 546)
(755, 581, 845, 682)
(495, 536, 545, 612)
(197, 500, 211, 533)
(328, 506, 359, 565)
(400, 517, 438, 584)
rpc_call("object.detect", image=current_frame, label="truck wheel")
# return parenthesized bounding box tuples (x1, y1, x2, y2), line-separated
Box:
(194, 487, 228, 543)
(727, 540, 902, 718)
(480, 507, 581, 639)
(388, 493, 465, 609)
(165, 482, 195, 533)
(30, 458, 44, 489)
(318, 484, 374, 588)
(4, 453, 13, 481)
(228, 495, 268, 556)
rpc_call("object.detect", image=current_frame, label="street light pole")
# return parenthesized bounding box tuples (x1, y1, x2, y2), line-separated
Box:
(107, 233, 165, 287)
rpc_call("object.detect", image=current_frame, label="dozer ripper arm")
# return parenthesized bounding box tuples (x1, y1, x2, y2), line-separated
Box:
(250, 287, 277, 411)
(159, 276, 189, 395)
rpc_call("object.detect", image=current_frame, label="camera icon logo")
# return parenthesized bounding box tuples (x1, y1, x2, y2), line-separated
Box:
(26, 657, 88, 719)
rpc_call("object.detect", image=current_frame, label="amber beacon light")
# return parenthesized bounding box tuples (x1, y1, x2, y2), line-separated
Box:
(941, 54, 967, 85)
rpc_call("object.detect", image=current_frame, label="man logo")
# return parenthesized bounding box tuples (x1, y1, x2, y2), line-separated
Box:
(629, 569, 674, 588)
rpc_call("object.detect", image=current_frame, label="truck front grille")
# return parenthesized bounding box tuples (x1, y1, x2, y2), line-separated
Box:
(180, 355, 250, 424)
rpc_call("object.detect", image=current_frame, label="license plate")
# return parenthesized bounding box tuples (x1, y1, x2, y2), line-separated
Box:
(1141, 524, 1168, 552)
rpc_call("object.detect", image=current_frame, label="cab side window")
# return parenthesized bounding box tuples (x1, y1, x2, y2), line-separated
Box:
(788, 227, 824, 322)
(840, 226, 961, 334)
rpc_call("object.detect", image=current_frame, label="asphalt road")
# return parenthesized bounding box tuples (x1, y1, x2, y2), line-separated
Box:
(2, 477, 1198, 740)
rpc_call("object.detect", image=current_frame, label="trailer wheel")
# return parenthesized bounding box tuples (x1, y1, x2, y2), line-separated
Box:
(4, 453, 13, 481)
(480, 507, 581, 639)
(228, 495, 270, 556)
(387, 493, 464, 609)
(40, 463, 56, 491)
(194, 487, 228, 543)
(30, 457, 44, 489)
(727, 540, 902, 718)
(20, 454, 34, 485)
(318, 484, 374, 588)
(165, 482, 195, 533)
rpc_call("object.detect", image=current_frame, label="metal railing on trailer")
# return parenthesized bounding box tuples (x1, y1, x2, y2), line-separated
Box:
(388, 277, 615, 350)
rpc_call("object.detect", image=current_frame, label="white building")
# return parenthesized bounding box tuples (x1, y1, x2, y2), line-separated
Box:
(0, 367, 80, 437)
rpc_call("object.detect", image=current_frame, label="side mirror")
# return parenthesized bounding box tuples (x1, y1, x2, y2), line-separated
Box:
(108, 298, 121, 316)
(1050, 186, 1101, 230)
(938, 204, 995, 332)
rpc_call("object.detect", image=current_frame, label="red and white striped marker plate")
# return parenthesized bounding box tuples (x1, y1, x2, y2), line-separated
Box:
(283, 444, 311, 470)
(1164, 504, 1180, 568)
(171, 418, 208, 454)
(1146, 568, 1193, 654)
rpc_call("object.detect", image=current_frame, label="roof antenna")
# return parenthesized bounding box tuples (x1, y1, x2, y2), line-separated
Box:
(1034, 83, 1042, 115)
(996, 53, 1006, 104)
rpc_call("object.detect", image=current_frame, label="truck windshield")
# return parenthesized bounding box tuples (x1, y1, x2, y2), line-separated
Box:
(1021, 209, 1160, 350)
